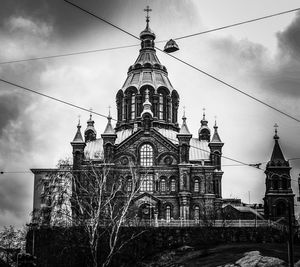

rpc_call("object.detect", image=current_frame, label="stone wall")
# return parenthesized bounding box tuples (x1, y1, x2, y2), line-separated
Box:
(26, 226, 294, 267)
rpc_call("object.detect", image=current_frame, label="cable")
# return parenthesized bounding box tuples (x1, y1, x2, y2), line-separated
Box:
(0, 44, 140, 65)
(0, 78, 116, 121)
(158, 7, 300, 43)
(63, 0, 300, 124)
(1, 7, 300, 65)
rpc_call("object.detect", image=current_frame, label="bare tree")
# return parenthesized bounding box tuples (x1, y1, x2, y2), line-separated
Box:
(34, 161, 145, 267)
(0, 225, 27, 266)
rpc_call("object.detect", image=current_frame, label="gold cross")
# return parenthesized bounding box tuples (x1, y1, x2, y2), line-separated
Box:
(144, 5, 152, 24)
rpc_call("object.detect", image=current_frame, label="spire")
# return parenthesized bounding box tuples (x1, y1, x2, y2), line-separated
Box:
(270, 124, 286, 163)
(72, 119, 84, 143)
(141, 89, 153, 117)
(179, 109, 191, 135)
(103, 110, 115, 134)
(211, 120, 222, 142)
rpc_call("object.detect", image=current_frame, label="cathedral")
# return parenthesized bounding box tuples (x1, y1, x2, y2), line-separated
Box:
(70, 16, 224, 222)
(31, 11, 296, 225)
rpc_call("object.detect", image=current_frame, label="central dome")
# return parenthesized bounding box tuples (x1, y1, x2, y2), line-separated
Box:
(115, 20, 179, 132)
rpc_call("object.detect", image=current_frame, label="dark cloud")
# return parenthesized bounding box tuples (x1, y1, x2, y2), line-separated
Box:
(208, 11, 300, 98)
(277, 12, 300, 59)
(0, 0, 130, 41)
(0, 93, 24, 136)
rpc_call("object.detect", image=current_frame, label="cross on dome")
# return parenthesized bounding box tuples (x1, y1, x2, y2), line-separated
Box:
(144, 5, 152, 28)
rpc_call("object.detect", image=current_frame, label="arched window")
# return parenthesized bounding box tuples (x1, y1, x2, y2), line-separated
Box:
(276, 201, 286, 217)
(159, 94, 163, 120)
(140, 174, 153, 192)
(194, 206, 200, 221)
(170, 179, 176, 192)
(160, 178, 166, 192)
(131, 94, 136, 120)
(127, 178, 132, 192)
(194, 179, 199, 192)
(166, 205, 171, 222)
(140, 144, 153, 166)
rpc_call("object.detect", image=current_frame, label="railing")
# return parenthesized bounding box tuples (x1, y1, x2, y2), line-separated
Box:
(120, 219, 287, 231)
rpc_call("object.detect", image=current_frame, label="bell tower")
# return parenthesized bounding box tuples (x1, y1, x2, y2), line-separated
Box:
(263, 124, 295, 220)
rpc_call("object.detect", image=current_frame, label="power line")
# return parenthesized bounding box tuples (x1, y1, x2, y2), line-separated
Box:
(159, 7, 300, 42)
(0, 78, 116, 121)
(1, 7, 300, 65)
(0, 44, 140, 65)
(63, 0, 300, 124)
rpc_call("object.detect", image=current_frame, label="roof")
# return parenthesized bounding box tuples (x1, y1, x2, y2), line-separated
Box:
(84, 138, 104, 160)
(178, 116, 191, 135)
(224, 205, 264, 220)
(211, 125, 222, 143)
(72, 125, 84, 143)
(84, 128, 211, 161)
(270, 138, 286, 163)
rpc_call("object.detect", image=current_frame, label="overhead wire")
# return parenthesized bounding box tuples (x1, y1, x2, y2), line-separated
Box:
(0, 78, 116, 121)
(1, 7, 300, 65)
(0, 44, 140, 65)
(0, 2, 299, 179)
(63, 0, 300, 124)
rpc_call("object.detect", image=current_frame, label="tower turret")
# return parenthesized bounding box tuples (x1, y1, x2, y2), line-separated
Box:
(208, 120, 223, 170)
(198, 109, 210, 141)
(71, 120, 86, 170)
(101, 112, 117, 163)
(177, 112, 192, 163)
(264, 124, 294, 220)
(84, 112, 97, 142)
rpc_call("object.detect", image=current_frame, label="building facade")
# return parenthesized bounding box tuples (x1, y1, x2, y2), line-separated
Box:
(68, 18, 225, 222)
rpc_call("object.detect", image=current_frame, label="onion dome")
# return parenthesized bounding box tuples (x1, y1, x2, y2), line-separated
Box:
(120, 8, 175, 95)
(115, 6, 180, 132)
(84, 113, 97, 142)
(198, 110, 211, 141)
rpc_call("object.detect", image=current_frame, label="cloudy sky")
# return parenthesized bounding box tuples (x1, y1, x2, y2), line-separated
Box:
(0, 0, 300, 227)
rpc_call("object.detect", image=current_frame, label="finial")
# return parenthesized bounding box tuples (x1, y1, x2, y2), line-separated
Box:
(203, 108, 206, 120)
(144, 5, 152, 29)
(89, 108, 93, 120)
(183, 106, 186, 119)
(214, 116, 217, 127)
(78, 115, 81, 126)
(108, 105, 111, 118)
(274, 123, 279, 139)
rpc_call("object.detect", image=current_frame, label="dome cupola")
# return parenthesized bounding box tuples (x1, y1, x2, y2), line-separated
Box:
(115, 6, 179, 132)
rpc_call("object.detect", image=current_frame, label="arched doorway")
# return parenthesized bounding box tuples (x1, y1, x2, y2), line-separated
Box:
(138, 203, 155, 220)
